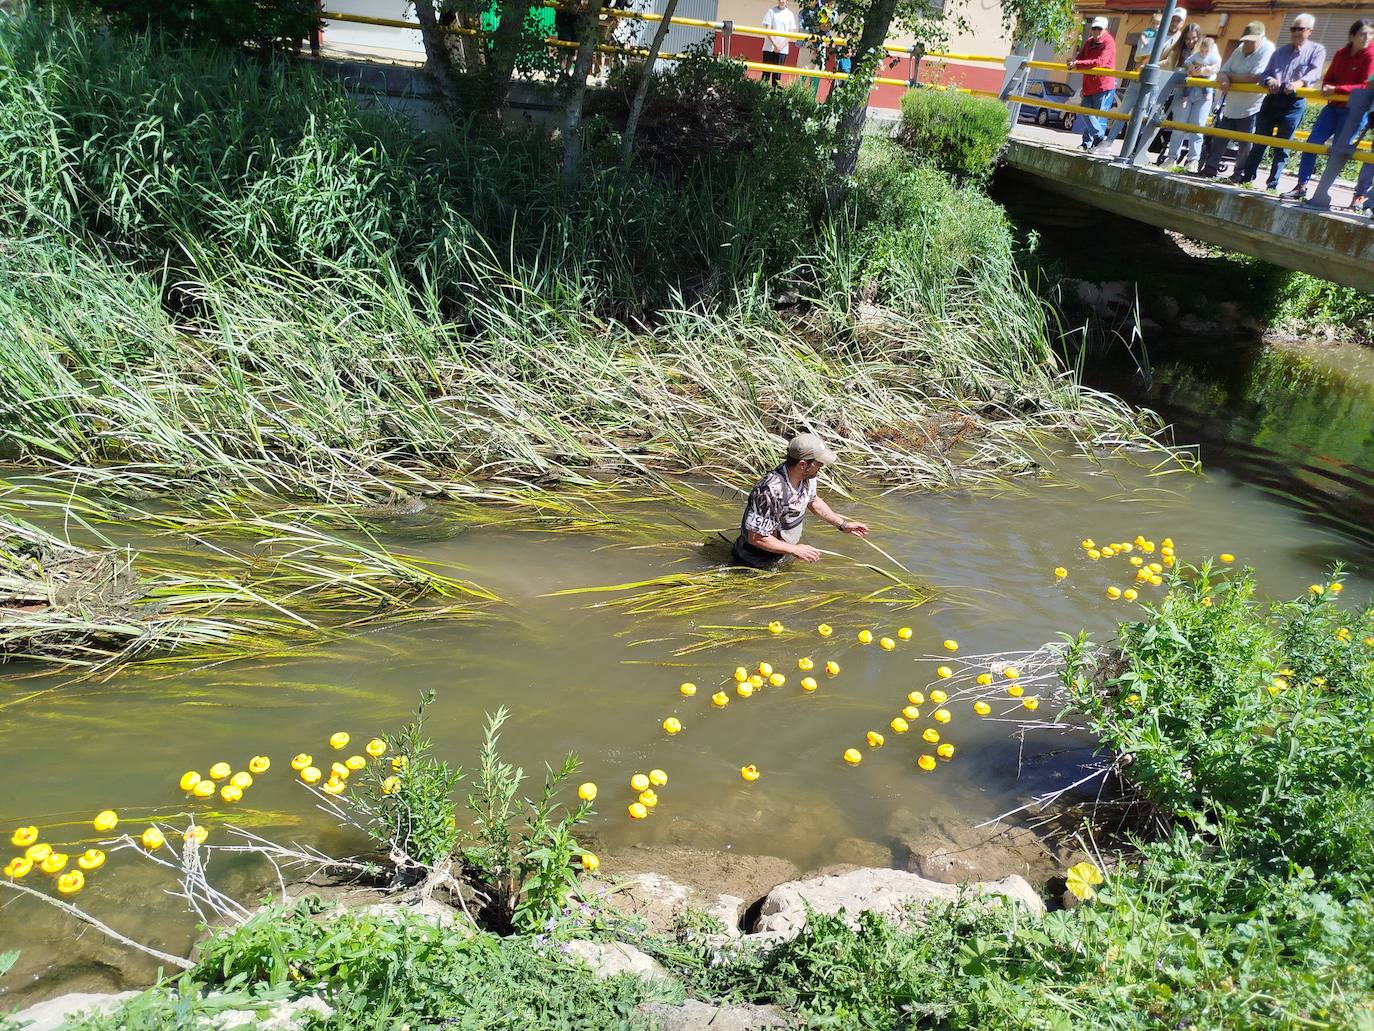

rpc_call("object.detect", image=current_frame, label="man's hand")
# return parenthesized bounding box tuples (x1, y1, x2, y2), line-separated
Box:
(792, 544, 823, 563)
(1219, 73, 1231, 90)
(841, 521, 869, 538)
(1321, 83, 1337, 95)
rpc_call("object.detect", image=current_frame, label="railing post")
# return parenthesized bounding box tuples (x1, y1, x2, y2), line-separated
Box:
(1000, 50, 1029, 124)
(1307, 90, 1372, 210)
(1128, 70, 1183, 166)
(721, 20, 733, 58)
(907, 44, 922, 88)
(1117, 0, 1176, 162)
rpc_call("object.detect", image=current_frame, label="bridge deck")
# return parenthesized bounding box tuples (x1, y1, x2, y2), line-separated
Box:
(1004, 125, 1373, 293)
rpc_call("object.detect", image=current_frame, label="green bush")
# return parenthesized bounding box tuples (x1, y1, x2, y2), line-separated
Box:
(896, 87, 1011, 186)
(39, 0, 318, 53)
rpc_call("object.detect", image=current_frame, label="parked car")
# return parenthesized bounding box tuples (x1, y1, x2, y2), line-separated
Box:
(1017, 80, 1077, 130)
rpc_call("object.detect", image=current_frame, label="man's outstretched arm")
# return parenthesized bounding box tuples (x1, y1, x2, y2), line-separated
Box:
(809, 496, 868, 537)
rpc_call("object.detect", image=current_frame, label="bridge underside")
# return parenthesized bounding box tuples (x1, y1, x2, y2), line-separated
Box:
(1002, 140, 1374, 294)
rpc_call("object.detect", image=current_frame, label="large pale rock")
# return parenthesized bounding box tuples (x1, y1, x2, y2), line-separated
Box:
(564, 940, 668, 982)
(356, 897, 471, 933)
(639, 998, 791, 1030)
(903, 818, 1058, 885)
(8, 991, 138, 1031)
(752, 867, 1044, 939)
(216, 995, 334, 1029)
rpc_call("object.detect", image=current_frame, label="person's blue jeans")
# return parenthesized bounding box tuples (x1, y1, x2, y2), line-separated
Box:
(1080, 89, 1115, 145)
(1238, 94, 1304, 187)
(1295, 101, 1371, 187)
(1101, 82, 1138, 144)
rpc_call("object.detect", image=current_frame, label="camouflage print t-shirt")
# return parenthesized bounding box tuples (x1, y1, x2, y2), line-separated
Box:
(732, 465, 817, 567)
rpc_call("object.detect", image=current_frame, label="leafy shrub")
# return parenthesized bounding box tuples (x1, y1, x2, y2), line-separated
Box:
(40, 0, 318, 53)
(896, 87, 1011, 186)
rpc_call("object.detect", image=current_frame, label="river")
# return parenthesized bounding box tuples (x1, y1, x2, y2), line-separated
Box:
(1, 331, 1372, 1005)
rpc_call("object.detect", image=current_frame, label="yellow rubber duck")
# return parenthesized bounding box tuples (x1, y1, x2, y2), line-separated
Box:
(229, 771, 253, 790)
(25, 843, 51, 862)
(1219, 553, 1234, 564)
(40, 852, 68, 875)
(757, 662, 773, 677)
(922, 728, 940, 744)
(800, 677, 818, 692)
(857, 630, 873, 644)
(1007, 685, 1024, 698)
(902, 705, 920, 720)
(1106, 586, 1122, 599)
(797, 657, 814, 672)
(1101, 545, 1115, 557)
(974, 701, 991, 716)
(768, 673, 786, 687)
(1003, 668, 1020, 680)
(897, 627, 913, 640)
(866, 731, 885, 748)
(975, 673, 992, 687)
(1162, 537, 1174, 548)
(57, 870, 84, 895)
(943, 640, 958, 653)
(382, 776, 401, 795)
(391, 755, 409, 772)
(889, 717, 909, 734)
(628, 802, 648, 820)
(740, 765, 760, 783)
(330, 762, 349, 780)
(329, 732, 350, 750)
(630, 773, 650, 792)
(581, 852, 600, 874)
(345, 755, 366, 771)
(1022, 697, 1040, 711)
(1163, 556, 1175, 568)
(843, 748, 862, 765)
(711, 691, 729, 708)
(1120, 543, 1133, 553)
(249, 756, 271, 775)
(11, 826, 38, 848)
(193, 780, 216, 799)
(908, 691, 925, 706)
(220, 784, 243, 803)
(817, 624, 833, 637)
(180, 770, 203, 793)
(825, 661, 840, 676)
(936, 666, 952, 679)
(578, 782, 598, 801)
(291, 753, 312, 771)
(768, 621, 784, 635)
(936, 743, 956, 760)
(734, 667, 749, 683)
(1123, 588, 1138, 601)
(1129, 556, 1143, 567)
(933, 708, 951, 724)
(321, 779, 345, 796)
(1149, 576, 1162, 586)
(917, 755, 937, 771)
(366, 738, 387, 758)
(300, 766, 323, 785)
(649, 769, 668, 787)
(77, 848, 106, 870)
(208, 762, 231, 780)
(1308, 584, 1324, 595)
(184, 826, 208, 845)
(749, 674, 765, 688)
(929, 689, 947, 704)
(736, 683, 753, 703)
(680, 682, 697, 697)
(1081, 538, 1095, 550)
(1087, 549, 1101, 560)
(1054, 567, 1068, 579)
(4, 857, 33, 879)
(663, 717, 683, 734)
(880, 637, 896, 651)
(1148, 562, 1163, 574)
(141, 828, 165, 850)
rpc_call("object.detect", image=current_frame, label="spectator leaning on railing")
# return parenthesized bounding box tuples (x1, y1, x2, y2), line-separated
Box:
(1068, 17, 1118, 150)
(1101, 7, 1185, 151)
(1282, 19, 1374, 201)
(1198, 22, 1274, 178)
(1232, 12, 1325, 191)
(1165, 35, 1221, 170)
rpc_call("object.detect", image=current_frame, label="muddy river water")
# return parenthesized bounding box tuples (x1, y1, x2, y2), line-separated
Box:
(2, 334, 1373, 1004)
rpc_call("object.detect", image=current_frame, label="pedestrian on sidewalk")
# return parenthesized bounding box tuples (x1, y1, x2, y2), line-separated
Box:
(1100, 8, 1185, 153)
(1165, 35, 1221, 169)
(1282, 20, 1374, 200)
(761, 0, 799, 87)
(1199, 22, 1274, 177)
(1069, 17, 1118, 150)
(1232, 13, 1326, 190)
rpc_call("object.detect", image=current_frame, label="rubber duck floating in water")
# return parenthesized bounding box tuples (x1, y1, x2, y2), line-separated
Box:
(366, 738, 387, 758)
(680, 682, 697, 697)
(56, 870, 84, 894)
(825, 661, 840, 676)
(974, 701, 991, 716)
(578, 782, 598, 801)
(843, 748, 862, 765)
(663, 717, 683, 734)
(649, 769, 668, 787)
(11, 826, 38, 848)
(628, 802, 648, 820)
(866, 731, 885, 748)
(183, 826, 208, 846)
(711, 692, 729, 708)
(879, 637, 895, 651)
(77, 848, 106, 870)
(4, 857, 32, 879)
(943, 640, 959, 653)
(92, 810, 118, 833)
(917, 755, 937, 771)
(630, 773, 650, 792)
(800, 677, 818, 692)
(740, 764, 760, 782)
(329, 732, 350, 750)
(291, 753, 312, 771)
(193, 780, 216, 799)
(857, 630, 873, 644)
(208, 762, 231, 780)
(249, 756, 271, 774)
(937, 743, 955, 759)
(817, 624, 833, 637)
(141, 827, 165, 851)
(897, 627, 912, 640)
(767, 621, 784, 635)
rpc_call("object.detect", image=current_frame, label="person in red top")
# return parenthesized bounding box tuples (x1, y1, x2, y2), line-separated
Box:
(1068, 17, 1119, 150)
(1285, 19, 1374, 199)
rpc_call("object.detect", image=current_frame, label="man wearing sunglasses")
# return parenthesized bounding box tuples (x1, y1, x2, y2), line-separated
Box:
(1232, 13, 1326, 190)
(733, 433, 869, 567)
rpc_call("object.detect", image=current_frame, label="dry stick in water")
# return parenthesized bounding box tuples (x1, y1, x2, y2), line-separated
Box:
(0, 880, 195, 970)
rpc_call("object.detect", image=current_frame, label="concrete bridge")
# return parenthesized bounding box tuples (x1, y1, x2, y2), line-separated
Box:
(1001, 129, 1374, 293)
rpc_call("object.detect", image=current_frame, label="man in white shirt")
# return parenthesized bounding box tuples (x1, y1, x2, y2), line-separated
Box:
(1199, 22, 1275, 177)
(761, 0, 799, 86)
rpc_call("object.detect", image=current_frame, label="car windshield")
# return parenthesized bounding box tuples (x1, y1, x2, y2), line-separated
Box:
(1048, 83, 1072, 97)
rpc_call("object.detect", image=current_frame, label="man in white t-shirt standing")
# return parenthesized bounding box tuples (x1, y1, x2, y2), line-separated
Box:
(1198, 22, 1275, 178)
(761, 0, 798, 86)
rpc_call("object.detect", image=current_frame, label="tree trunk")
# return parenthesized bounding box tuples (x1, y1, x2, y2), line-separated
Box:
(561, 0, 608, 191)
(620, 0, 680, 164)
(412, 0, 465, 109)
(484, 0, 533, 113)
(828, 0, 900, 187)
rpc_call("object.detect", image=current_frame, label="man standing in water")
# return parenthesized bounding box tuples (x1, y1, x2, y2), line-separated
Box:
(733, 433, 869, 567)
